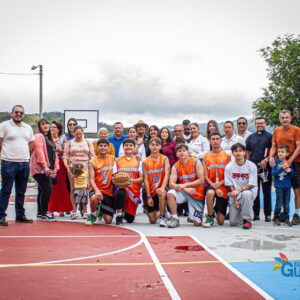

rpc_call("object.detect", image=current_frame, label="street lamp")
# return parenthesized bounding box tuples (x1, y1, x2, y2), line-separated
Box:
(31, 65, 43, 119)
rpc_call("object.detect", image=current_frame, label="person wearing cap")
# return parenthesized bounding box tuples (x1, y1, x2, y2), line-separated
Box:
(182, 119, 191, 141)
(133, 120, 149, 161)
(108, 122, 128, 158)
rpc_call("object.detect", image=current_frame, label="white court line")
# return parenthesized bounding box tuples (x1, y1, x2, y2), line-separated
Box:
(0, 235, 139, 238)
(128, 227, 181, 300)
(190, 235, 273, 300)
(0, 232, 143, 269)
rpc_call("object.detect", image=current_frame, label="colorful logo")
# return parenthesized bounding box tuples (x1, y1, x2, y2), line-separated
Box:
(273, 252, 300, 277)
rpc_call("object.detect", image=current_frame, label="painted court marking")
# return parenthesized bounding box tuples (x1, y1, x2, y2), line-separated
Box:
(191, 235, 273, 300)
(0, 235, 139, 238)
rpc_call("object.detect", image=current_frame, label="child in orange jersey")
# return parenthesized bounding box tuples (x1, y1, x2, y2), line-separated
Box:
(143, 137, 170, 225)
(87, 139, 117, 225)
(167, 144, 205, 228)
(115, 139, 143, 225)
(202, 132, 231, 227)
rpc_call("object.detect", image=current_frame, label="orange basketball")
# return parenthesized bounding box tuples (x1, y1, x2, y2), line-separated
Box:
(114, 172, 131, 188)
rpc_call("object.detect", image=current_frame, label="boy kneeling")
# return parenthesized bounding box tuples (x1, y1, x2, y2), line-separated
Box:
(167, 144, 205, 228)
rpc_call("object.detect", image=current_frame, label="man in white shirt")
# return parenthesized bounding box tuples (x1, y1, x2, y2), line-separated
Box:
(0, 105, 35, 226)
(225, 143, 258, 229)
(221, 121, 245, 158)
(237, 117, 252, 141)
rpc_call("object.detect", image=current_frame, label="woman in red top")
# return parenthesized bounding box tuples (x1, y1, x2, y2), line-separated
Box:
(159, 127, 177, 167)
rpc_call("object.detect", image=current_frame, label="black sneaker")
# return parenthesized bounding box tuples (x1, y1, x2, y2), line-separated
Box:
(40, 214, 57, 222)
(273, 219, 280, 226)
(291, 213, 300, 225)
(16, 216, 33, 223)
(282, 219, 292, 227)
(0, 217, 8, 226)
(116, 216, 123, 226)
(253, 215, 260, 221)
(265, 216, 271, 222)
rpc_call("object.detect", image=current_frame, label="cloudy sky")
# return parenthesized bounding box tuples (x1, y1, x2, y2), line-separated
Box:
(0, 0, 299, 126)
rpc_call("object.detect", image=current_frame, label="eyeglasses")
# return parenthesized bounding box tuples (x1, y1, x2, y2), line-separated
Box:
(237, 122, 246, 125)
(174, 130, 183, 133)
(50, 126, 57, 129)
(14, 111, 24, 115)
(68, 123, 76, 126)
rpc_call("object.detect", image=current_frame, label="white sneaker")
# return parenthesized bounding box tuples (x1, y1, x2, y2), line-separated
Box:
(94, 216, 102, 224)
(70, 213, 78, 220)
(165, 210, 172, 221)
(159, 216, 167, 227)
(168, 217, 180, 228)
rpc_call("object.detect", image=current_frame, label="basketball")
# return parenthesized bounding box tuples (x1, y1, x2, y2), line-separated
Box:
(114, 172, 131, 188)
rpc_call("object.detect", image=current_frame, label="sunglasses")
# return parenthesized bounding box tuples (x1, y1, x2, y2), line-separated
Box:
(14, 111, 24, 115)
(50, 126, 57, 129)
(68, 123, 76, 126)
(237, 122, 246, 125)
(174, 130, 183, 133)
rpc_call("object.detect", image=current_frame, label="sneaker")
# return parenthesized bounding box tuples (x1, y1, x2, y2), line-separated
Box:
(165, 211, 172, 221)
(40, 214, 57, 222)
(243, 220, 252, 229)
(168, 217, 180, 228)
(36, 214, 42, 220)
(70, 213, 78, 220)
(187, 217, 194, 223)
(253, 215, 260, 221)
(265, 216, 271, 222)
(83, 213, 89, 220)
(282, 220, 292, 227)
(0, 217, 8, 226)
(159, 216, 167, 227)
(59, 212, 65, 217)
(273, 219, 281, 226)
(15, 216, 33, 223)
(203, 216, 214, 228)
(116, 215, 123, 226)
(85, 214, 96, 225)
(291, 213, 300, 225)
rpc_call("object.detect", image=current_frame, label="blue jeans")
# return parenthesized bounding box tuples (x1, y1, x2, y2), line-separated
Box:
(0, 160, 30, 219)
(274, 188, 291, 221)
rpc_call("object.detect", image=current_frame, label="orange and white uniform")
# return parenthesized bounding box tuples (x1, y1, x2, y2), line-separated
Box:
(143, 154, 167, 197)
(203, 151, 231, 199)
(175, 157, 205, 201)
(117, 156, 142, 215)
(90, 155, 116, 197)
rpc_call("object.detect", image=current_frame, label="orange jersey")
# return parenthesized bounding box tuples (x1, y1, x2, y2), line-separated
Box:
(203, 151, 231, 199)
(117, 156, 142, 196)
(175, 157, 205, 200)
(143, 154, 166, 196)
(90, 155, 116, 197)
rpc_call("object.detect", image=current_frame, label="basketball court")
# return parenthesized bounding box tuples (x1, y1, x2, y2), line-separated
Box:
(1, 184, 300, 299)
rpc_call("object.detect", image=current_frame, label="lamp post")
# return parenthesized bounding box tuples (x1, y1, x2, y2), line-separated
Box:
(31, 65, 43, 119)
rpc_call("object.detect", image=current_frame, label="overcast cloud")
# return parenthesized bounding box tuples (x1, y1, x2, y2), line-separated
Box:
(0, 0, 299, 126)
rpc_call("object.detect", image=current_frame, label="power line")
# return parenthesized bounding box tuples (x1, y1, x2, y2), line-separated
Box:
(0, 72, 38, 76)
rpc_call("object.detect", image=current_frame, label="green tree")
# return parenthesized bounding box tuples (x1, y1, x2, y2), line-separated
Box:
(252, 34, 300, 127)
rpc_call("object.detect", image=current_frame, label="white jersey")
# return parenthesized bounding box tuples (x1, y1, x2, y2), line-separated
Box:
(225, 160, 258, 197)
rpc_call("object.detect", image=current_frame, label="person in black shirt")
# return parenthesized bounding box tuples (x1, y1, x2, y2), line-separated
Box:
(246, 117, 272, 222)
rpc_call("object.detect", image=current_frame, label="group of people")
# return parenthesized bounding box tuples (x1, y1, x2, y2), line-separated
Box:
(0, 105, 299, 230)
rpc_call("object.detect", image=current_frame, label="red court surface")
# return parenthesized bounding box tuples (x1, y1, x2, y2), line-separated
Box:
(0, 222, 265, 299)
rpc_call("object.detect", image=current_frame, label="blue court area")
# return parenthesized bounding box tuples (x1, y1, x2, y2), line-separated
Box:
(230, 260, 300, 300)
